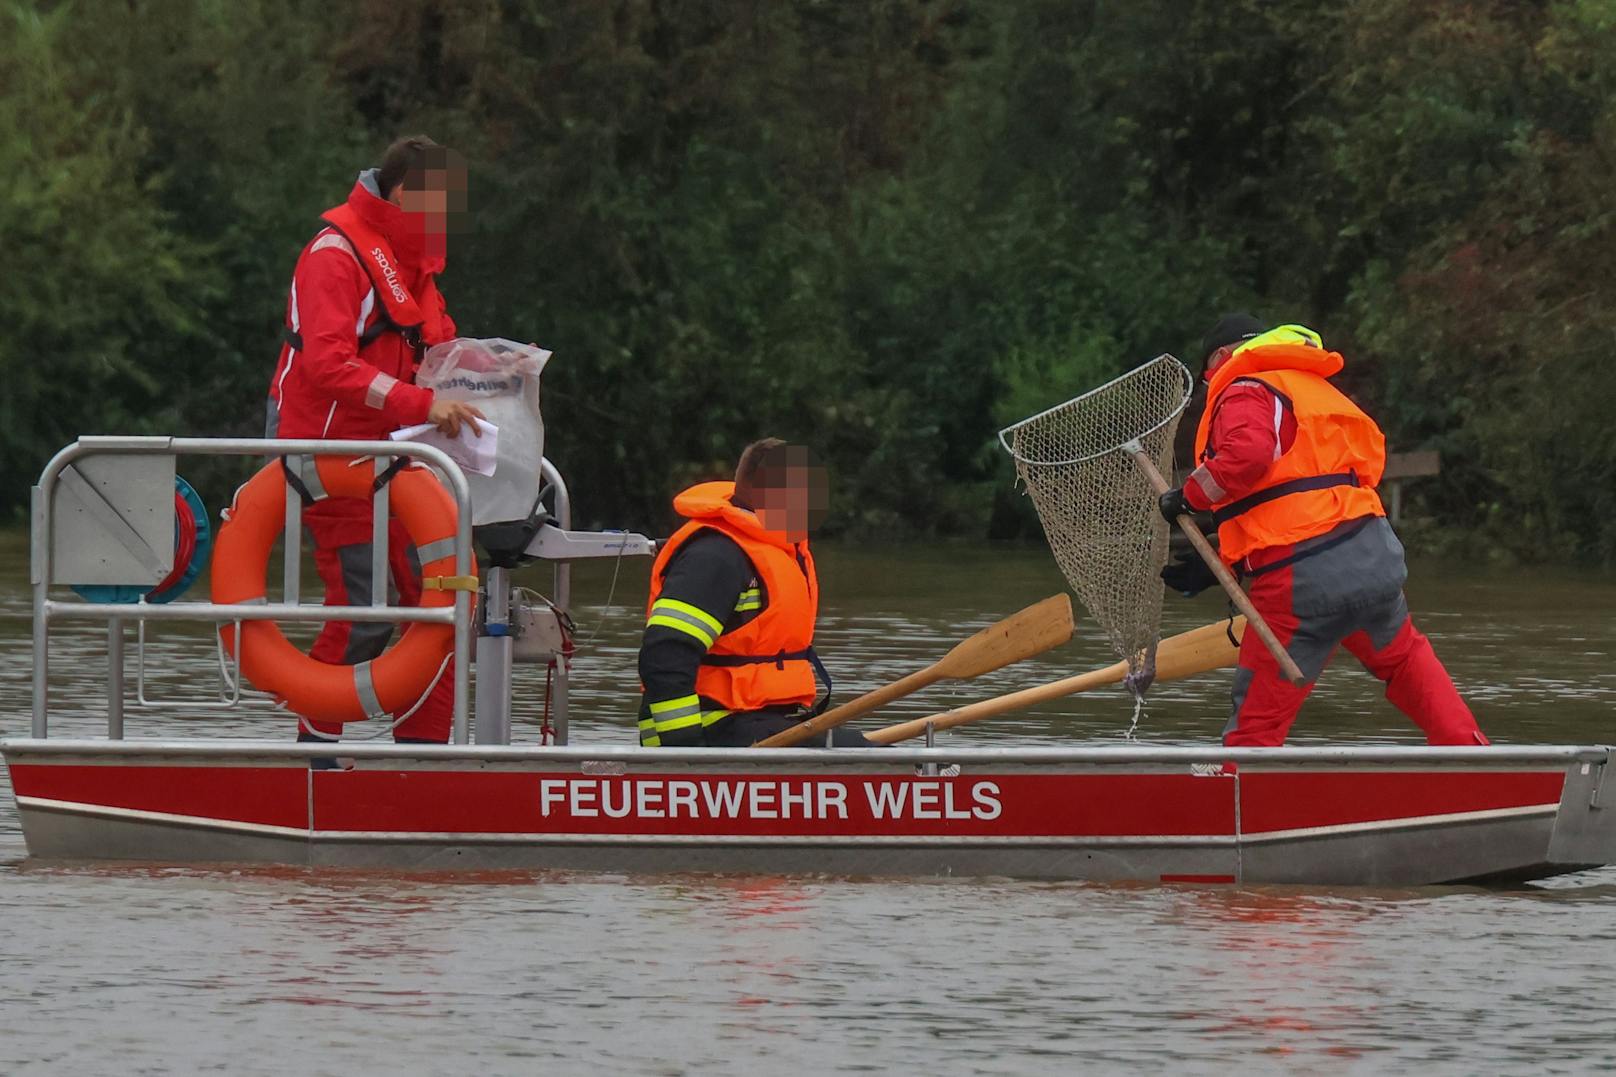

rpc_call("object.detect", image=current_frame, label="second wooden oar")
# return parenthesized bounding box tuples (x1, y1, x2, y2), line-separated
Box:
(753, 593, 1076, 748)
(866, 616, 1246, 745)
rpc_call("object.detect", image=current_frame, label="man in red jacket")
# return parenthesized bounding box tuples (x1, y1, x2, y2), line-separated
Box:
(267, 135, 483, 746)
(1157, 315, 1487, 748)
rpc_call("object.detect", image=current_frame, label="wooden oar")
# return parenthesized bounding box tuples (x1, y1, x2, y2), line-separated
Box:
(866, 617, 1246, 745)
(753, 593, 1075, 748)
(1125, 444, 1307, 686)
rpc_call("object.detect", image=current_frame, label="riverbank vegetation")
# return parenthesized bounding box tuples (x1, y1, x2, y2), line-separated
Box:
(4, 1, 1614, 559)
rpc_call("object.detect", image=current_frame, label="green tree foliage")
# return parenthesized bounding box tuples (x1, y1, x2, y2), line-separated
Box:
(0, 4, 197, 486)
(2, 0, 1612, 559)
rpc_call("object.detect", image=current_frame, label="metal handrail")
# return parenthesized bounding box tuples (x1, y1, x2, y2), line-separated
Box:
(540, 457, 571, 742)
(30, 436, 477, 743)
(49, 603, 458, 623)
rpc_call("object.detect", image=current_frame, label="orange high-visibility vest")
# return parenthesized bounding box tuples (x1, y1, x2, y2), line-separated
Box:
(646, 481, 819, 713)
(1194, 327, 1386, 565)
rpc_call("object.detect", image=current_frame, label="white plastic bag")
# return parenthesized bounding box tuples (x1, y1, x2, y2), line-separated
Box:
(417, 337, 552, 525)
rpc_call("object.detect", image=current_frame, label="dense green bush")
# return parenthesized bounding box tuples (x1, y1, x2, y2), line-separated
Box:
(3, 0, 1612, 560)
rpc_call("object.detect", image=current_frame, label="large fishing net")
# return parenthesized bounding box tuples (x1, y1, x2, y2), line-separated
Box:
(999, 354, 1195, 702)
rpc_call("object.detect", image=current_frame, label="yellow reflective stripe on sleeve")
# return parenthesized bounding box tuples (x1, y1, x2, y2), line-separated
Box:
(640, 705, 728, 744)
(647, 598, 724, 647)
(652, 598, 724, 635)
(655, 713, 704, 733)
(733, 588, 762, 612)
(646, 614, 716, 647)
(648, 695, 703, 734)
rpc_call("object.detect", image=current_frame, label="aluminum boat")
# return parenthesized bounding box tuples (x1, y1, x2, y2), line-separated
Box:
(7, 436, 1612, 886)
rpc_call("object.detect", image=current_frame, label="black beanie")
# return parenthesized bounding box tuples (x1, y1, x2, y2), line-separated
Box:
(1201, 313, 1264, 362)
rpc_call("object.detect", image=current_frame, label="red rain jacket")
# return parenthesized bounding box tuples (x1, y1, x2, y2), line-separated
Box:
(266, 173, 455, 443)
(266, 172, 458, 543)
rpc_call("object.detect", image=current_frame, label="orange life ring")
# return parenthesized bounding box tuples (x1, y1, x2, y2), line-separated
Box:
(212, 456, 474, 723)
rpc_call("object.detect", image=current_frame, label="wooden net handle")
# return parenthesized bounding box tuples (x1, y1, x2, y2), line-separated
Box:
(1127, 446, 1307, 687)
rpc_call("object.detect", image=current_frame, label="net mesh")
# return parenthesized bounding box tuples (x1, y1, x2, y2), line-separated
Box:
(1000, 354, 1194, 694)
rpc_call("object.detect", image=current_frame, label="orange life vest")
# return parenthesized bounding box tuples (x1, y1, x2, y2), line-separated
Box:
(646, 481, 820, 713)
(1194, 328, 1386, 565)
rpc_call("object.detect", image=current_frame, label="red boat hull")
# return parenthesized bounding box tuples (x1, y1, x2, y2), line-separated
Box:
(6, 741, 1611, 885)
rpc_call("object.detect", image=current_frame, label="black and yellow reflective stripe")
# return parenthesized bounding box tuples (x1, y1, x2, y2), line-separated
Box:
(649, 694, 705, 735)
(733, 587, 762, 613)
(638, 715, 661, 747)
(640, 695, 733, 747)
(646, 598, 724, 648)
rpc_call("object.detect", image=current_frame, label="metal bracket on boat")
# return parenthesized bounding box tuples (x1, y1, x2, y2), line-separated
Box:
(523, 523, 656, 563)
(1547, 751, 1616, 865)
(51, 455, 175, 587)
(132, 615, 276, 712)
(1589, 755, 1611, 810)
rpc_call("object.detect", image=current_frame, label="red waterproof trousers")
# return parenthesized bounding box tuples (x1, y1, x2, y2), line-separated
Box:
(1224, 562, 1488, 747)
(302, 513, 454, 743)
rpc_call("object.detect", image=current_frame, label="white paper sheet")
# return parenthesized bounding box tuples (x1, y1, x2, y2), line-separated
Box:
(389, 420, 500, 477)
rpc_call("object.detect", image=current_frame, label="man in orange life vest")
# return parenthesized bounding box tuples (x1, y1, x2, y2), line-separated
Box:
(266, 135, 485, 745)
(637, 439, 873, 747)
(1158, 316, 1489, 747)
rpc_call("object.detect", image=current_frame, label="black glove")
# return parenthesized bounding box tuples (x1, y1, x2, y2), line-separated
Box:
(1161, 551, 1216, 597)
(1158, 486, 1192, 523)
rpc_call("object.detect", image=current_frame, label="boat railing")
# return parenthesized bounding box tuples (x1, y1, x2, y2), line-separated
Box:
(29, 437, 478, 743)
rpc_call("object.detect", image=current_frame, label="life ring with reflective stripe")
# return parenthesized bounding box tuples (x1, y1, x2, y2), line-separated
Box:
(211, 456, 471, 724)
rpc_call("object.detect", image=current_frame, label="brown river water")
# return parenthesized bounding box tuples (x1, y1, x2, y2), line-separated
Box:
(1, 531, 1613, 1073)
